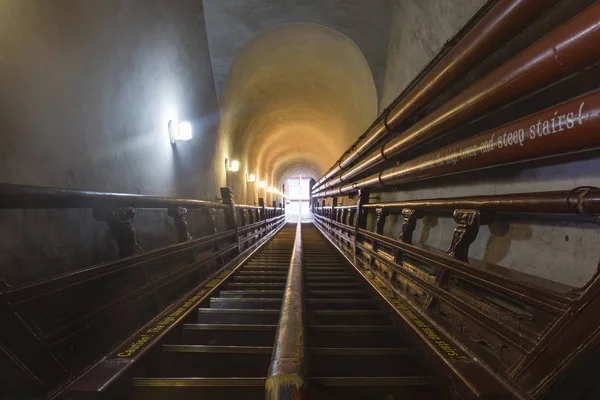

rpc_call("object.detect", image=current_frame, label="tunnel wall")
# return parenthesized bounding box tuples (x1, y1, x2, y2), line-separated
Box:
(375, 0, 600, 287)
(0, 0, 220, 199)
(0, 0, 223, 285)
(217, 23, 378, 206)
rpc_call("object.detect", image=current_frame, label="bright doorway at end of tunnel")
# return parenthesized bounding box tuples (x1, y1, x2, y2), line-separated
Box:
(285, 176, 312, 222)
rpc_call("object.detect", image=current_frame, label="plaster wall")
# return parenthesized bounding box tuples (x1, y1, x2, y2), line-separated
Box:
(0, 0, 222, 285)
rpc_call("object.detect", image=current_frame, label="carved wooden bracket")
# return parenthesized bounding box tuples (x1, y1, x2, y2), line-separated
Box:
(348, 209, 356, 227)
(446, 209, 491, 262)
(374, 208, 389, 235)
(93, 207, 142, 257)
(168, 207, 192, 243)
(240, 209, 248, 227)
(399, 208, 421, 244)
(341, 209, 348, 225)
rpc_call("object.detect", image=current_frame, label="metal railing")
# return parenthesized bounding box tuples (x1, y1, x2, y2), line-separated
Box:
(266, 221, 307, 399)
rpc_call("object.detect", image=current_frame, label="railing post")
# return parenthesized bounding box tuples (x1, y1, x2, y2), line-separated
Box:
(331, 198, 337, 237)
(259, 197, 266, 237)
(354, 189, 370, 263)
(93, 207, 142, 257)
(205, 207, 225, 267)
(266, 222, 306, 399)
(168, 207, 192, 243)
(220, 187, 240, 253)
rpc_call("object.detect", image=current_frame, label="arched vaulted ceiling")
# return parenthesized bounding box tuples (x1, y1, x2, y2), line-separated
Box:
(218, 23, 378, 203)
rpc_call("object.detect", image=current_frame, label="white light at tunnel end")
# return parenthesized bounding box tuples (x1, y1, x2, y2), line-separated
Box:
(168, 120, 193, 144)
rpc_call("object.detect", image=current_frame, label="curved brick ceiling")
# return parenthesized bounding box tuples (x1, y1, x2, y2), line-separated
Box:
(218, 23, 377, 202)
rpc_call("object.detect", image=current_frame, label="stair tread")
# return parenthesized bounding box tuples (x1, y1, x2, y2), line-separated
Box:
(310, 376, 450, 386)
(132, 377, 265, 387)
(183, 324, 277, 330)
(310, 309, 384, 314)
(163, 344, 272, 354)
(211, 297, 281, 302)
(310, 325, 395, 331)
(198, 308, 279, 313)
(309, 347, 425, 356)
(132, 376, 449, 387)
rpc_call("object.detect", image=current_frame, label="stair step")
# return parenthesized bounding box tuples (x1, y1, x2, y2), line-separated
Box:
(244, 265, 289, 269)
(309, 325, 403, 347)
(307, 376, 453, 400)
(182, 324, 276, 346)
(152, 345, 271, 377)
(305, 275, 357, 281)
(232, 276, 287, 282)
(308, 347, 426, 377)
(307, 290, 372, 299)
(243, 264, 290, 274)
(209, 297, 282, 309)
(197, 308, 279, 324)
(131, 377, 451, 399)
(306, 299, 378, 310)
(308, 310, 389, 325)
(304, 271, 352, 276)
(239, 270, 288, 275)
(306, 282, 362, 288)
(131, 378, 265, 400)
(164, 344, 273, 354)
(218, 290, 284, 298)
(226, 282, 286, 289)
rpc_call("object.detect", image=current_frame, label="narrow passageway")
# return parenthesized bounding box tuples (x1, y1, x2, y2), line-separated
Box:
(3, 0, 600, 398)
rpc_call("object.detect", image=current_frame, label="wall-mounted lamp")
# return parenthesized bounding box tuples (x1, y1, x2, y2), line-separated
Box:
(169, 120, 193, 144)
(267, 186, 274, 193)
(226, 159, 240, 172)
(247, 173, 256, 183)
(258, 181, 267, 189)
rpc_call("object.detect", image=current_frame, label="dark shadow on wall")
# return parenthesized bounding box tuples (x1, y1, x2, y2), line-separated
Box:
(483, 221, 533, 265)
(418, 216, 439, 245)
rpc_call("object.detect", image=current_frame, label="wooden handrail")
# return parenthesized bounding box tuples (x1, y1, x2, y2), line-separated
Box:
(0, 183, 228, 209)
(312, 191, 600, 397)
(266, 222, 306, 399)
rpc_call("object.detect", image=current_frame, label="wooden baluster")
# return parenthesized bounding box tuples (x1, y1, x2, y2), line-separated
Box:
(93, 207, 142, 257)
(399, 208, 420, 245)
(354, 189, 370, 265)
(425, 209, 490, 310)
(259, 198, 266, 237)
(447, 209, 488, 262)
(348, 209, 356, 227)
(239, 208, 248, 250)
(168, 207, 192, 243)
(205, 207, 225, 267)
(248, 208, 255, 245)
(374, 207, 388, 235)
(220, 187, 240, 254)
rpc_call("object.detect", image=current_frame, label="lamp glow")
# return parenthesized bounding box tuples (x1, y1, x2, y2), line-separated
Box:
(169, 120, 192, 144)
(258, 181, 266, 189)
(229, 160, 240, 172)
(267, 186, 274, 193)
(247, 173, 256, 183)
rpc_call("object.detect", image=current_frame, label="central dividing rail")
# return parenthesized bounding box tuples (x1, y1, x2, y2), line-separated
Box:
(266, 221, 306, 399)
